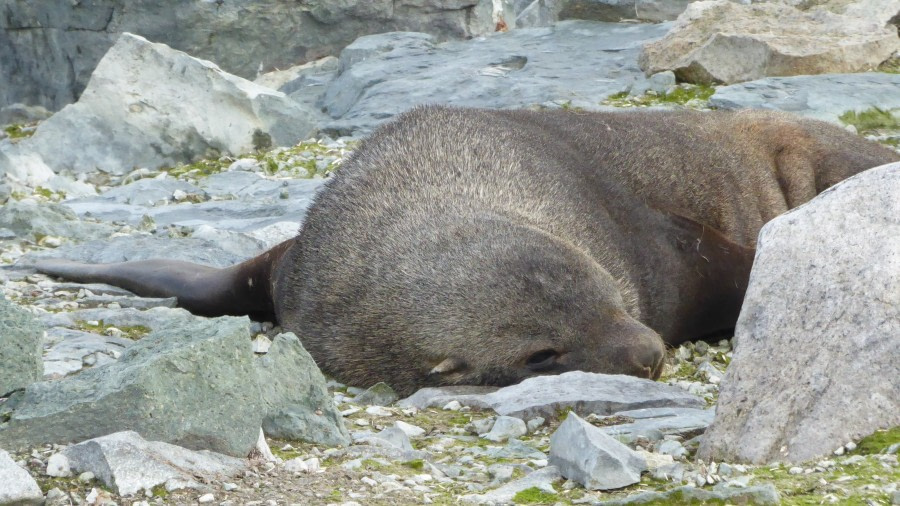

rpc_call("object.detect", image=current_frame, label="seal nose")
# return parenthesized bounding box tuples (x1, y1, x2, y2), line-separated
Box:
(626, 335, 666, 380)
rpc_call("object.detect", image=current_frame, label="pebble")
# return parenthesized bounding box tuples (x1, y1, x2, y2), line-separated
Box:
(79, 471, 96, 482)
(442, 400, 462, 411)
(365, 405, 393, 417)
(198, 494, 215, 503)
(223, 483, 239, 491)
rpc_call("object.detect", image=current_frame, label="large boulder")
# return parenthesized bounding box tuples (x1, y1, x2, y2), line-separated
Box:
(0, 296, 43, 397)
(0, 0, 508, 112)
(318, 21, 672, 136)
(0, 316, 264, 457)
(699, 162, 900, 464)
(3, 33, 317, 176)
(639, 0, 900, 84)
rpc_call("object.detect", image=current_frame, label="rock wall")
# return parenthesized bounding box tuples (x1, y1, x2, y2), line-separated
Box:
(0, 0, 505, 111)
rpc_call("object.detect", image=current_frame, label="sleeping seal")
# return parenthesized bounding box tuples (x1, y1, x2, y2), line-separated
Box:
(36, 107, 899, 395)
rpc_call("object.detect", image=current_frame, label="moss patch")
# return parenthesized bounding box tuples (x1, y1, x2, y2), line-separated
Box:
(839, 107, 899, 135)
(854, 427, 900, 455)
(512, 486, 558, 504)
(73, 320, 151, 340)
(3, 123, 34, 139)
(603, 84, 715, 108)
(746, 457, 898, 505)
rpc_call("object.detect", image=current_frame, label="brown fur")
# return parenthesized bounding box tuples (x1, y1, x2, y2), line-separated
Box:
(36, 107, 899, 395)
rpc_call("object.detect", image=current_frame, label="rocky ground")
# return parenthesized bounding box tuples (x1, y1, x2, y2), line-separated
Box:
(1, 120, 898, 505)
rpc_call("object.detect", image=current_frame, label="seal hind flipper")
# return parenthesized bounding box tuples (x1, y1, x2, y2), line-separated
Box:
(34, 239, 295, 322)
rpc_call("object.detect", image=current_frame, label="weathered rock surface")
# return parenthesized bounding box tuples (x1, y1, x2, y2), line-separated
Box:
(399, 371, 704, 419)
(549, 413, 646, 490)
(0, 296, 42, 396)
(0, 449, 42, 505)
(461, 465, 561, 504)
(62, 431, 246, 496)
(700, 162, 900, 464)
(0, 201, 112, 243)
(639, 0, 900, 84)
(600, 407, 714, 443)
(0, 0, 506, 112)
(255, 333, 350, 447)
(42, 328, 133, 380)
(710, 72, 900, 124)
(6, 33, 317, 177)
(514, 0, 695, 26)
(0, 316, 264, 457)
(319, 21, 671, 136)
(597, 483, 781, 505)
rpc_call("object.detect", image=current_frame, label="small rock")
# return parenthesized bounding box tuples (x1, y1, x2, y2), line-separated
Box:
(251, 335, 272, 354)
(284, 457, 308, 473)
(394, 420, 426, 438)
(549, 413, 646, 490)
(468, 418, 495, 435)
(223, 483, 239, 491)
(353, 382, 398, 406)
(657, 439, 687, 459)
(789, 466, 803, 475)
(198, 493, 215, 503)
(0, 449, 43, 505)
(482, 416, 527, 442)
(526, 417, 545, 433)
(365, 405, 393, 417)
(46, 452, 72, 477)
(79, 471, 96, 482)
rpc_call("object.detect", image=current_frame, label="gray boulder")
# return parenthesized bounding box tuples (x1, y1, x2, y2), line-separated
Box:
(42, 328, 134, 380)
(461, 466, 561, 504)
(0, 316, 264, 457)
(0, 449, 42, 505)
(639, 0, 900, 84)
(255, 333, 350, 447)
(549, 413, 646, 490)
(482, 416, 528, 442)
(1, 0, 507, 112)
(62, 431, 246, 496)
(710, 73, 900, 125)
(319, 21, 672, 136)
(0, 296, 42, 396)
(13, 33, 317, 176)
(700, 162, 900, 464)
(399, 371, 704, 420)
(515, 0, 695, 26)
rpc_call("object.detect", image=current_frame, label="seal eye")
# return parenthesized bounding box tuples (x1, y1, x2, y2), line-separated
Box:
(526, 349, 559, 371)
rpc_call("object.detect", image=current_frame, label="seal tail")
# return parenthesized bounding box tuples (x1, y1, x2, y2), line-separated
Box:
(34, 239, 294, 322)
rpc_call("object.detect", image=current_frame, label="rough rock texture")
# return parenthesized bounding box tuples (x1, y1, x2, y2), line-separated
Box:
(700, 162, 900, 464)
(0, 449, 42, 505)
(63, 431, 246, 496)
(639, 0, 900, 84)
(0, 0, 506, 111)
(42, 328, 134, 380)
(515, 0, 695, 26)
(0, 316, 264, 457)
(319, 21, 671, 136)
(549, 413, 647, 490)
(5, 33, 317, 176)
(255, 333, 350, 447)
(597, 484, 780, 505)
(399, 371, 704, 419)
(600, 407, 714, 443)
(461, 466, 561, 504)
(710, 72, 900, 124)
(0, 296, 43, 396)
(0, 201, 112, 243)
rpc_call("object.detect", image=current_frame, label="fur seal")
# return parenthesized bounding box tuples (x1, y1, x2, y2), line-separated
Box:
(36, 107, 899, 395)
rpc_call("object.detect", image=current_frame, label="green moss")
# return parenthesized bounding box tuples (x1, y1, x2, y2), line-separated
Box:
(603, 84, 716, 108)
(839, 107, 900, 135)
(3, 124, 34, 139)
(512, 487, 558, 504)
(73, 320, 151, 340)
(746, 457, 898, 505)
(360, 458, 388, 471)
(854, 426, 900, 455)
(404, 459, 425, 471)
(151, 484, 169, 498)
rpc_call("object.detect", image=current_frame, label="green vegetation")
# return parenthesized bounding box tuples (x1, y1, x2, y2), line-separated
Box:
(746, 457, 898, 506)
(3, 123, 34, 139)
(877, 56, 900, 74)
(603, 84, 716, 108)
(404, 459, 425, 471)
(151, 484, 169, 498)
(512, 486, 558, 504)
(839, 107, 900, 135)
(73, 320, 151, 340)
(854, 426, 900, 455)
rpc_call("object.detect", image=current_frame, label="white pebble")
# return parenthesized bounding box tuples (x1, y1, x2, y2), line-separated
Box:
(395, 420, 426, 438)
(284, 457, 309, 473)
(361, 476, 378, 487)
(845, 442, 857, 452)
(354, 418, 370, 427)
(197, 493, 215, 503)
(46, 453, 71, 477)
(365, 405, 393, 417)
(442, 400, 462, 411)
(789, 467, 803, 475)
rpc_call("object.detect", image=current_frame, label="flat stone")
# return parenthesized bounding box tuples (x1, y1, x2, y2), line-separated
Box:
(0, 296, 43, 396)
(400, 371, 704, 420)
(710, 73, 900, 125)
(596, 483, 780, 505)
(42, 328, 134, 380)
(482, 416, 527, 442)
(254, 333, 350, 447)
(700, 162, 900, 464)
(63, 431, 245, 495)
(461, 465, 561, 504)
(600, 407, 715, 443)
(549, 413, 646, 490)
(0, 316, 264, 457)
(0, 449, 42, 505)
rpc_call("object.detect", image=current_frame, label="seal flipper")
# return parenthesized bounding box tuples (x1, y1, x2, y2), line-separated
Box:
(34, 239, 295, 322)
